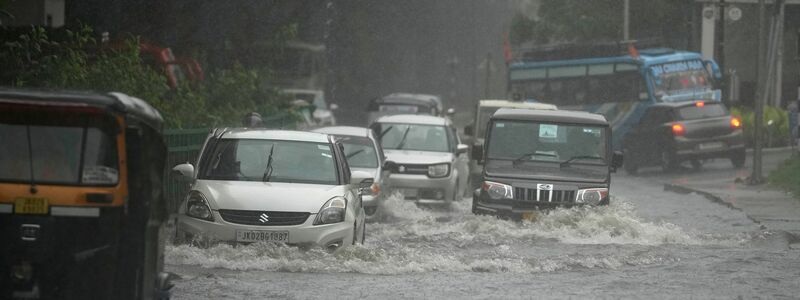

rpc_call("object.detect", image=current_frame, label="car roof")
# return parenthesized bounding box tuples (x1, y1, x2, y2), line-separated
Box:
(312, 126, 372, 138)
(282, 88, 323, 96)
(374, 114, 448, 126)
(220, 129, 331, 143)
(0, 88, 164, 131)
(478, 99, 557, 110)
(492, 108, 608, 126)
(651, 100, 718, 109)
(373, 94, 438, 107)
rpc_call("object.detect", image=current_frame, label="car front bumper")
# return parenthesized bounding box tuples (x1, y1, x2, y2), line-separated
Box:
(388, 173, 456, 203)
(176, 211, 352, 248)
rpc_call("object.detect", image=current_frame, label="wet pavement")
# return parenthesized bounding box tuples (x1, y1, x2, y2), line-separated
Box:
(165, 150, 800, 299)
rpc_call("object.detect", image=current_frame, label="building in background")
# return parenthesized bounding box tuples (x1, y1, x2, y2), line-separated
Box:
(2, 0, 64, 27)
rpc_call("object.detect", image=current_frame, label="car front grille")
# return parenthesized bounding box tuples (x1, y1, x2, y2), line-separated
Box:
(513, 187, 576, 204)
(218, 210, 310, 226)
(391, 163, 428, 175)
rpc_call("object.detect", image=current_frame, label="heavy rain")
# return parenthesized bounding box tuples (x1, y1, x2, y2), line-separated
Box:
(1, 1, 799, 299)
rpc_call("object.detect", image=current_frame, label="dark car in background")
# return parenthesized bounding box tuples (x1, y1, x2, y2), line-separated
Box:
(622, 100, 745, 174)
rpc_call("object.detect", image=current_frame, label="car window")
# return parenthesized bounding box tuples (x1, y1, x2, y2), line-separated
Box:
(375, 123, 450, 152)
(676, 103, 728, 120)
(337, 136, 379, 168)
(199, 139, 338, 185)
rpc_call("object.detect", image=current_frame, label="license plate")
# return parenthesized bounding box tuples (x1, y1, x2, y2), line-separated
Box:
(235, 230, 289, 243)
(698, 142, 724, 150)
(401, 188, 418, 197)
(521, 211, 538, 221)
(14, 198, 49, 215)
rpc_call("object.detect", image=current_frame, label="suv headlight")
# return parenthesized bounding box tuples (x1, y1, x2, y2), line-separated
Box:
(428, 163, 450, 178)
(314, 197, 347, 225)
(186, 191, 214, 221)
(576, 188, 608, 205)
(482, 181, 513, 200)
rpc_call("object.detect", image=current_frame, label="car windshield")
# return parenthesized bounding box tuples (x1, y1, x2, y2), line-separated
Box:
(0, 111, 119, 185)
(375, 123, 450, 152)
(487, 120, 607, 165)
(651, 60, 712, 95)
(676, 103, 728, 120)
(337, 136, 379, 168)
(199, 139, 338, 185)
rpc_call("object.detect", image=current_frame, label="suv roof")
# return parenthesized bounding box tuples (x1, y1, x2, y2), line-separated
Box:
(374, 114, 448, 126)
(478, 99, 557, 110)
(218, 129, 331, 143)
(492, 108, 608, 126)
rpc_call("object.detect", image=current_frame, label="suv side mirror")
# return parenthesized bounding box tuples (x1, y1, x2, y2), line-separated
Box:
(172, 163, 195, 182)
(383, 160, 396, 170)
(464, 124, 474, 136)
(472, 144, 484, 165)
(611, 151, 624, 172)
(446, 108, 456, 116)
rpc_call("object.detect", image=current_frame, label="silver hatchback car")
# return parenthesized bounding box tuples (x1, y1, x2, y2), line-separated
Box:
(312, 126, 390, 216)
(370, 115, 469, 204)
(172, 129, 371, 251)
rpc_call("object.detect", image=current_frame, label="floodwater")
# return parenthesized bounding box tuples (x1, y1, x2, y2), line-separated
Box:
(165, 176, 800, 299)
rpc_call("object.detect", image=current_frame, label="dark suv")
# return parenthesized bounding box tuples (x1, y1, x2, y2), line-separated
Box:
(622, 101, 745, 174)
(471, 108, 623, 219)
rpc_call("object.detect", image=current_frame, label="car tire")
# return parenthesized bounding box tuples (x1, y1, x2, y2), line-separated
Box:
(623, 150, 638, 175)
(730, 149, 746, 168)
(660, 149, 679, 172)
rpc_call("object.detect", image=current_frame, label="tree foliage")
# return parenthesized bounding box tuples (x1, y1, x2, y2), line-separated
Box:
(511, 0, 688, 45)
(1, 26, 294, 128)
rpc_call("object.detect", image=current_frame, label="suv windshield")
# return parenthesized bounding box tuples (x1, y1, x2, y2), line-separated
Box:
(0, 111, 119, 185)
(375, 123, 450, 152)
(487, 120, 607, 165)
(199, 139, 338, 185)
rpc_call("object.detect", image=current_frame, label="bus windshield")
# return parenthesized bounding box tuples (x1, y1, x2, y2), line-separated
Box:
(650, 60, 711, 95)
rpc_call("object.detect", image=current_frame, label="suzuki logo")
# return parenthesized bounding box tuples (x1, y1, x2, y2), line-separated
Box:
(259, 213, 270, 223)
(398, 166, 406, 173)
(537, 184, 553, 191)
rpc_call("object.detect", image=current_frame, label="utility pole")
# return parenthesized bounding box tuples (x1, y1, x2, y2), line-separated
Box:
(623, 0, 630, 41)
(717, 0, 727, 103)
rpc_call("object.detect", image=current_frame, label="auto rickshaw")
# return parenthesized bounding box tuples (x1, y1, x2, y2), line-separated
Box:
(0, 89, 172, 299)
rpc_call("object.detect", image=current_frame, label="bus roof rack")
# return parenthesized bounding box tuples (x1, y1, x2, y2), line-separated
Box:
(516, 38, 665, 62)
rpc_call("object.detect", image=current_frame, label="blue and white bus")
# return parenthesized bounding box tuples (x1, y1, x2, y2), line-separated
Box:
(507, 47, 723, 149)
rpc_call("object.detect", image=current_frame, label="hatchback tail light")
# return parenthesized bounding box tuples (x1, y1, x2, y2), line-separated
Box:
(730, 117, 742, 130)
(671, 123, 685, 136)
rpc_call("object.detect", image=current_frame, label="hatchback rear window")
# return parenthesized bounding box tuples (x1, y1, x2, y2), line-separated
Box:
(676, 103, 728, 120)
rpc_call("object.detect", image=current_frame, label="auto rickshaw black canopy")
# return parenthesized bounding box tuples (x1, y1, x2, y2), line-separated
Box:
(0, 88, 164, 132)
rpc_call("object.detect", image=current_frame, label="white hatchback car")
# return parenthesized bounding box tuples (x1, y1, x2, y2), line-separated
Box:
(172, 129, 370, 251)
(312, 126, 390, 216)
(371, 115, 470, 204)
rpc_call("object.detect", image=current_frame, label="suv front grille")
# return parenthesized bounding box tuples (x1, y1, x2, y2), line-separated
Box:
(218, 210, 309, 226)
(513, 187, 576, 204)
(391, 163, 428, 175)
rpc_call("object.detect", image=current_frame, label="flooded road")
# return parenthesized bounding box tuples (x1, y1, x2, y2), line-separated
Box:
(166, 160, 800, 299)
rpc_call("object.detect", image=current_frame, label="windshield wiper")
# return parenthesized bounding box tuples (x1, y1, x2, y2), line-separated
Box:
(262, 144, 275, 182)
(378, 126, 393, 139)
(395, 126, 412, 150)
(346, 149, 366, 158)
(512, 150, 558, 166)
(559, 155, 604, 168)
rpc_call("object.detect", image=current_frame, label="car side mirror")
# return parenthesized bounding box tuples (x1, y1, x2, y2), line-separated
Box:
(611, 151, 624, 172)
(471, 144, 484, 165)
(383, 160, 396, 170)
(329, 103, 339, 111)
(464, 124, 474, 136)
(446, 108, 456, 116)
(172, 163, 195, 182)
(456, 144, 469, 154)
(350, 170, 375, 188)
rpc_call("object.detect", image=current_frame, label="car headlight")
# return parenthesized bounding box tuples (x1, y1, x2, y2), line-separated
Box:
(186, 191, 213, 221)
(482, 181, 513, 200)
(314, 197, 347, 225)
(576, 188, 608, 205)
(428, 163, 450, 178)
